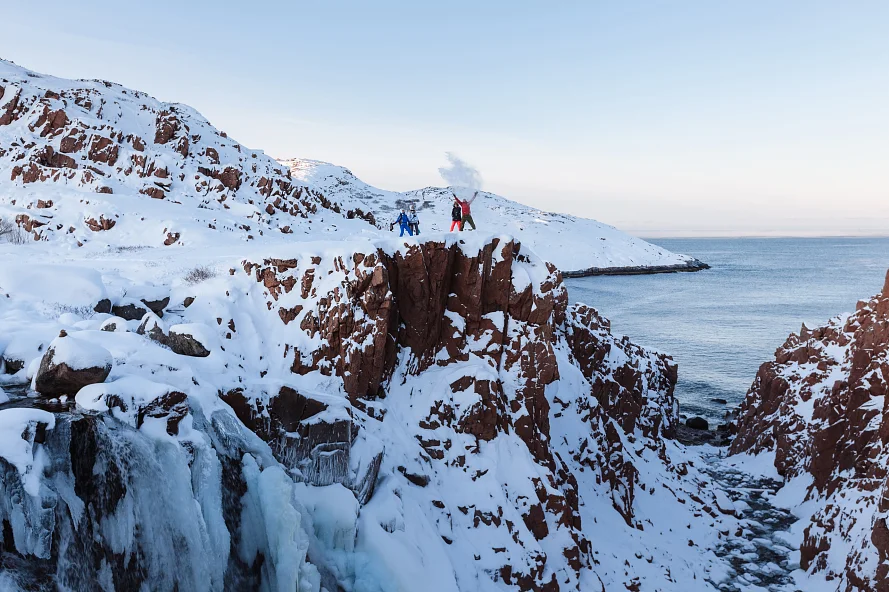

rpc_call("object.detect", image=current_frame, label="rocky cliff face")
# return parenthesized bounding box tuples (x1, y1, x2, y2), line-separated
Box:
(0, 59, 374, 248)
(731, 271, 889, 591)
(0, 234, 732, 591)
(231, 235, 685, 590)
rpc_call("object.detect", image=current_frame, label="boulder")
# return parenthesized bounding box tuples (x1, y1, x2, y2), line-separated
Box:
(93, 298, 112, 314)
(137, 312, 168, 344)
(136, 390, 188, 436)
(167, 324, 212, 357)
(140, 296, 170, 317)
(112, 300, 149, 321)
(99, 317, 128, 332)
(3, 356, 25, 375)
(35, 332, 112, 396)
(685, 416, 709, 431)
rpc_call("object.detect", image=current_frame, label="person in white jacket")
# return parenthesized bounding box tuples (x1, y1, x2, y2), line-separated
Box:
(408, 206, 420, 236)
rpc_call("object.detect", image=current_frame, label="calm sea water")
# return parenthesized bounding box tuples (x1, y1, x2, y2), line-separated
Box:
(565, 237, 889, 422)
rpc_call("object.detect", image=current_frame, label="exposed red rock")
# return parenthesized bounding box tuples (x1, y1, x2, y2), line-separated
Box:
(242, 237, 681, 589)
(84, 215, 116, 231)
(732, 269, 889, 590)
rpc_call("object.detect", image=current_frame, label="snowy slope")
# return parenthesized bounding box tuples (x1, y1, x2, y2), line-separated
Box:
(0, 59, 377, 251)
(0, 233, 741, 591)
(0, 59, 744, 592)
(0, 57, 700, 274)
(282, 158, 704, 274)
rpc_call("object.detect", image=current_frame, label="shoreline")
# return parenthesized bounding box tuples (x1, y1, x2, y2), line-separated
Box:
(562, 259, 711, 278)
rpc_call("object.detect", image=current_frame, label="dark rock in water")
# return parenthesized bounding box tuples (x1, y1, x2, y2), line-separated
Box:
(711, 398, 728, 405)
(111, 301, 149, 321)
(140, 296, 170, 317)
(686, 416, 709, 431)
(168, 328, 210, 357)
(34, 337, 112, 396)
(93, 298, 112, 314)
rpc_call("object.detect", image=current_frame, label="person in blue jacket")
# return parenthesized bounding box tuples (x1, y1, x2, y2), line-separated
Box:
(393, 209, 413, 236)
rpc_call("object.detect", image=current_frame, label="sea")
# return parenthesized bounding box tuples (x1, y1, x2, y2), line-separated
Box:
(565, 237, 889, 424)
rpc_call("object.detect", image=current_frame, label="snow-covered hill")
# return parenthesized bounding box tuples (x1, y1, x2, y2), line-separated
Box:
(283, 159, 706, 274)
(0, 59, 749, 592)
(0, 60, 377, 250)
(0, 233, 742, 591)
(0, 57, 701, 274)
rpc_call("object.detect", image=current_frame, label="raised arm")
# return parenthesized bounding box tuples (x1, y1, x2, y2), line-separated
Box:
(468, 191, 478, 204)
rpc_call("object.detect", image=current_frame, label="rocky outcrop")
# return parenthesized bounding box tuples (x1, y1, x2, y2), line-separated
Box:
(241, 235, 685, 590)
(731, 270, 889, 590)
(34, 332, 112, 396)
(561, 259, 710, 278)
(0, 235, 720, 592)
(167, 325, 212, 357)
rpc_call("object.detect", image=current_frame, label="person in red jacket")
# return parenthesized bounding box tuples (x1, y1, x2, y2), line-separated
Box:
(452, 192, 478, 231)
(450, 200, 463, 231)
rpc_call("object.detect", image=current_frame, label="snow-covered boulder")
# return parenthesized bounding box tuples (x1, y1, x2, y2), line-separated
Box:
(0, 263, 107, 309)
(34, 331, 112, 395)
(137, 311, 168, 343)
(1, 333, 49, 376)
(168, 323, 214, 357)
(99, 316, 128, 332)
(111, 297, 150, 321)
(76, 376, 188, 436)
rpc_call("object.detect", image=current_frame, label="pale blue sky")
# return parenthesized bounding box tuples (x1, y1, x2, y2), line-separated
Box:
(2, 1, 887, 236)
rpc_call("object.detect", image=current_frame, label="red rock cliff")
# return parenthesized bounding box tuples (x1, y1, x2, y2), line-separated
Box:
(731, 270, 889, 590)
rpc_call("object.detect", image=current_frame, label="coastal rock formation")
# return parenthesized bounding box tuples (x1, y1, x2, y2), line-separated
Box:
(0, 235, 730, 591)
(731, 270, 889, 590)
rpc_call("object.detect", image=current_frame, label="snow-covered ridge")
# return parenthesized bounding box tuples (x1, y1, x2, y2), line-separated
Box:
(282, 158, 706, 274)
(1, 235, 741, 591)
(0, 57, 700, 274)
(0, 59, 377, 250)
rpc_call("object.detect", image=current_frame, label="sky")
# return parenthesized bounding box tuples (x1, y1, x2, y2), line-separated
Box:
(1, 1, 887, 237)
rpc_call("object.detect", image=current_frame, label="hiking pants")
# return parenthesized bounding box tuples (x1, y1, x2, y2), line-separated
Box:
(450, 220, 462, 231)
(461, 214, 476, 231)
(410, 223, 420, 235)
(399, 224, 413, 237)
